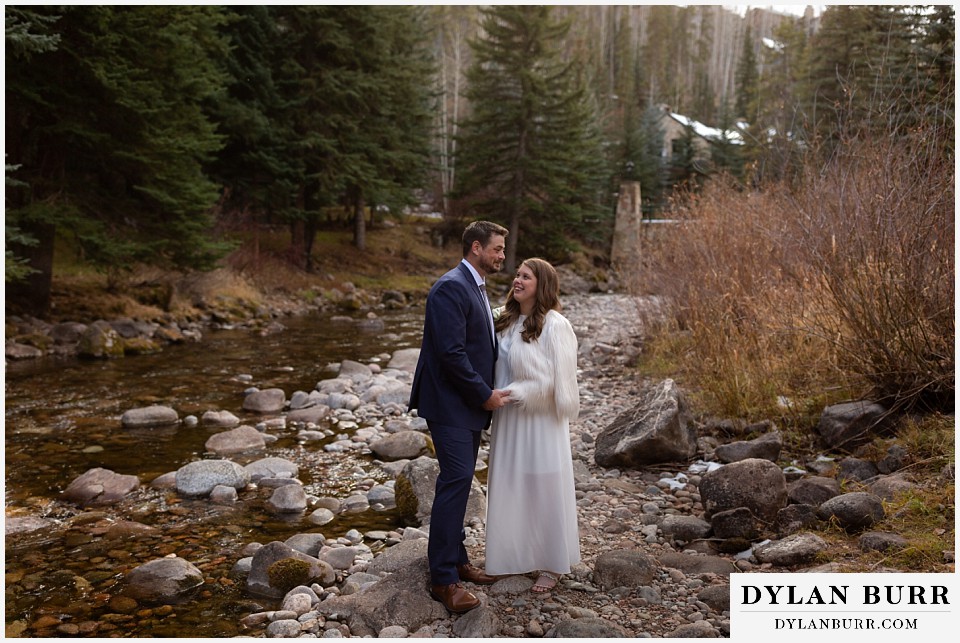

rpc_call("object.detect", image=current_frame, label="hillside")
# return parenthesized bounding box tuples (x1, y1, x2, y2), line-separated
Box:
(29, 219, 557, 326)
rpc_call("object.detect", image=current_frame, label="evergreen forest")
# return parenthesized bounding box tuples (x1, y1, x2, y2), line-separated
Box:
(5, 5, 955, 318)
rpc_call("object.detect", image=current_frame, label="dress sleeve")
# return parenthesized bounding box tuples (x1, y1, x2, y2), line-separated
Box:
(549, 314, 580, 421)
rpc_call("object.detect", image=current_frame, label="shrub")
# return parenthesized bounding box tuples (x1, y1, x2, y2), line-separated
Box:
(636, 127, 953, 420)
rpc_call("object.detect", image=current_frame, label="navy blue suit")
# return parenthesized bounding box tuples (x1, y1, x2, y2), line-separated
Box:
(409, 261, 496, 586)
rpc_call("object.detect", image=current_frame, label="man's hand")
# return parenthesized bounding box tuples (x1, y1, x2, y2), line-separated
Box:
(482, 389, 512, 411)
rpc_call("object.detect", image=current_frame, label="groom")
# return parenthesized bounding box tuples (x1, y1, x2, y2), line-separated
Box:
(409, 220, 512, 613)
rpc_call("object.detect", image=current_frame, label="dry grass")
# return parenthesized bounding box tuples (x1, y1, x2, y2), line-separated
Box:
(42, 218, 462, 322)
(635, 131, 954, 425)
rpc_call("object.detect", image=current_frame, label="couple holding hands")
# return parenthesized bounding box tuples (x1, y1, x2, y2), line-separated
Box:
(408, 221, 581, 614)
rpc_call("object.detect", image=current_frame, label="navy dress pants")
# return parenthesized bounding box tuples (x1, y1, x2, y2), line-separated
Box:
(426, 421, 482, 586)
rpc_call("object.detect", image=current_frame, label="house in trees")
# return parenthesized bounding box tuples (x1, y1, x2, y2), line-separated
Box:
(656, 104, 744, 161)
(655, 104, 746, 181)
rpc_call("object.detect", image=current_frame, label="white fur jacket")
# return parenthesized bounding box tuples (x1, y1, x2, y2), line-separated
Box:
(499, 309, 580, 421)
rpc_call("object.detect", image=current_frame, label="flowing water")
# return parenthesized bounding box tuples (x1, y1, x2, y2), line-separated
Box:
(3, 307, 426, 637)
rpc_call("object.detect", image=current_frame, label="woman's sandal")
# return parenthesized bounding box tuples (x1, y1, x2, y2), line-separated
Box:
(531, 571, 560, 593)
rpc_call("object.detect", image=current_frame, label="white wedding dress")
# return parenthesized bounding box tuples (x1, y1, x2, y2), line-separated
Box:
(484, 310, 581, 575)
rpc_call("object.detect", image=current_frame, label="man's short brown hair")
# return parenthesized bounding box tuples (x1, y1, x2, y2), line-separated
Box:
(462, 220, 508, 257)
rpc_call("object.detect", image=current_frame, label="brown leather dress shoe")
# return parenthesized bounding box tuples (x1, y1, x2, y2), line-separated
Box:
(430, 582, 480, 613)
(457, 563, 497, 585)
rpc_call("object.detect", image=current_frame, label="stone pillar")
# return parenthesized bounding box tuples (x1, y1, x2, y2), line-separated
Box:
(611, 181, 642, 275)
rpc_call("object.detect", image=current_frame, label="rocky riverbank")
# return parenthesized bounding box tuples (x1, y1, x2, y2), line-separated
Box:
(5, 291, 953, 638)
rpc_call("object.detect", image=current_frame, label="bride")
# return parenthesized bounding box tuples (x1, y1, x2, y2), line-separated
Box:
(484, 257, 581, 593)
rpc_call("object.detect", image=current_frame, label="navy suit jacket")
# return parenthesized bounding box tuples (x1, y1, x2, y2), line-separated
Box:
(409, 262, 496, 431)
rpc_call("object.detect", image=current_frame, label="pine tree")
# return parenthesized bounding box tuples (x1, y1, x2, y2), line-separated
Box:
(455, 5, 608, 271)
(206, 6, 300, 232)
(734, 25, 759, 121)
(5, 6, 230, 313)
(746, 17, 809, 183)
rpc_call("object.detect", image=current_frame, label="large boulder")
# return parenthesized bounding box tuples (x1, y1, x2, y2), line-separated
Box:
(62, 467, 140, 506)
(246, 541, 335, 598)
(315, 540, 447, 636)
(594, 379, 697, 468)
(699, 458, 787, 522)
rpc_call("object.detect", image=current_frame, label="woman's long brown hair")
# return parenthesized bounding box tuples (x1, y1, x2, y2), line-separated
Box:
(494, 257, 561, 342)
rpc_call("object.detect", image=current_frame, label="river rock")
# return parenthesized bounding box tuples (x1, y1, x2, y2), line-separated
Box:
(361, 379, 412, 406)
(659, 514, 712, 543)
(369, 430, 431, 461)
(867, 473, 917, 500)
(50, 321, 87, 344)
(592, 549, 658, 589)
(121, 405, 179, 428)
(453, 606, 502, 638)
(877, 444, 909, 473)
(245, 457, 298, 482)
(816, 400, 890, 449)
(394, 456, 486, 525)
(386, 348, 420, 373)
(287, 405, 331, 425)
(320, 546, 358, 570)
(243, 388, 286, 413)
(266, 484, 308, 514)
(247, 541, 335, 598)
(6, 342, 44, 359)
(775, 504, 820, 537)
(285, 534, 327, 557)
(175, 459, 250, 497)
(714, 431, 782, 463)
(594, 379, 697, 468)
(210, 485, 238, 504)
(666, 621, 722, 638)
(5, 515, 55, 535)
(77, 321, 125, 358)
(699, 458, 787, 521)
(787, 476, 840, 505)
(265, 620, 300, 638)
(657, 552, 737, 576)
(837, 457, 880, 482)
(859, 531, 909, 552)
(338, 359, 373, 381)
(546, 617, 630, 638)
(205, 425, 267, 455)
(201, 410, 240, 427)
(122, 336, 161, 355)
(366, 484, 396, 509)
(123, 557, 204, 604)
(62, 467, 140, 506)
(816, 491, 885, 532)
(754, 533, 827, 566)
(314, 540, 446, 636)
(709, 507, 761, 540)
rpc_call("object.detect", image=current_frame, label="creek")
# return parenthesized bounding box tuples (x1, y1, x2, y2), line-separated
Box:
(4, 306, 427, 637)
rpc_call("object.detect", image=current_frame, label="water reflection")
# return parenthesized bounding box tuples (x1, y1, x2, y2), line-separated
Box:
(4, 307, 425, 637)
